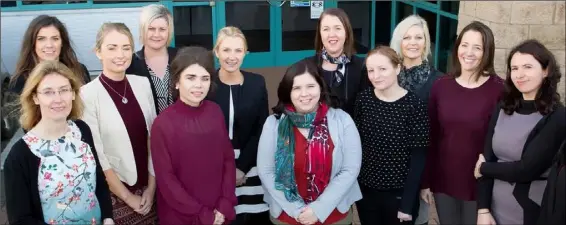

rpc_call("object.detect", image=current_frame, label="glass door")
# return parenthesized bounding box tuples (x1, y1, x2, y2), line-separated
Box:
(168, 1, 217, 50)
(275, 0, 335, 66)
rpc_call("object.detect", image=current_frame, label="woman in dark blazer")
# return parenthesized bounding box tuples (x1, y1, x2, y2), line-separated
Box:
(126, 4, 178, 114)
(209, 26, 271, 225)
(304, 8, 369, 116)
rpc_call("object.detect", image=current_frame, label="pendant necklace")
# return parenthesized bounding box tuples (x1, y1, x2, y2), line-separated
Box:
(100, 75, 128, 104)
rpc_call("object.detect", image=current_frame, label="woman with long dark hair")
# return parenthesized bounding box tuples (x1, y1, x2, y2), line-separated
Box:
(475, 39, 565, 225)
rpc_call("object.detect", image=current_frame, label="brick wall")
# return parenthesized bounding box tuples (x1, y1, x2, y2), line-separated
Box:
(457, 1, 566, 98)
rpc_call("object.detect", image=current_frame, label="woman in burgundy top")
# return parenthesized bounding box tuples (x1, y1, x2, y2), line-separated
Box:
(81, 23, 158, 224)
(420, 21, 504, 225)
(150, 46, 237, 225)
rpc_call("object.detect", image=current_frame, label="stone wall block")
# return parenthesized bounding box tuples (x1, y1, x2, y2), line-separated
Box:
(555, 2, 565, 24)
(475, 1, 512, 23)
(529, 25, 566, 50)
(511, 1, 555, 25)
(494, 48, 508, 73)
(491, 23, 529, 49)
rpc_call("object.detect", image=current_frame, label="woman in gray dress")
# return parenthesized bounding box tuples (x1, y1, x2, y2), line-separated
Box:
(474, 39, 565, 225)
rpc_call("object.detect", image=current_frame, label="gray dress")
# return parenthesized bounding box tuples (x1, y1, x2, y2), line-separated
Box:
(491, 110, 546, 224)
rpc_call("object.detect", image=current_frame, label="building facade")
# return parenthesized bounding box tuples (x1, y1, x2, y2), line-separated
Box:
(457, 1, 566, 98)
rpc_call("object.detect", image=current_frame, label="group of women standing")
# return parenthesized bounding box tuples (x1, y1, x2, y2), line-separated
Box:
(3, 3, 565, 225)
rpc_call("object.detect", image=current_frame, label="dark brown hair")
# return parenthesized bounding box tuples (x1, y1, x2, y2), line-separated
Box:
(314, 8, 356, 57)
(502, 39, 562, 115)
(366, 45, 402, 68)
(11, 15, 84, 87)
(169, 46, 216, 101)
(272, 59, 338, 116)
(450, 21, 495, 81)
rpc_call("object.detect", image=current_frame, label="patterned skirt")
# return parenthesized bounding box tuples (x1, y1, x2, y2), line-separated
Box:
(110, 186, 158, 225)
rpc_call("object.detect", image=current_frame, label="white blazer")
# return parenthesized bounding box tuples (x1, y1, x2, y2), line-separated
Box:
(80, 75, 156, 186)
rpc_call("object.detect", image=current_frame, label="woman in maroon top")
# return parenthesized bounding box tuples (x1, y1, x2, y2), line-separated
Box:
(150, 46, 237, 225)
(420, 21, 504, 225)
(81, 23, 158, 225)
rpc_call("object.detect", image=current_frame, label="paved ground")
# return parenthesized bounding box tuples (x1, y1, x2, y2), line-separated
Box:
(0, 198, 439, 225)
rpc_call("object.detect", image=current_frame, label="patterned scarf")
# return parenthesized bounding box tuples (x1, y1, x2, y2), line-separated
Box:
(398, 61, 431, 93)
(321, 48, 350, 88)
(275, 103, 331, 204)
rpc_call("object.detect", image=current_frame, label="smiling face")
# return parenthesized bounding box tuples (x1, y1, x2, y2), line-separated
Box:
(457, 30, 484, 74)
(145, 17, 169, 50)
(366, 53, 401, 91)
(510, 52, 547, 99)
(215, 36, 246, 73)
(401, 25, 426, 61)
(96, 30, 133, 75)
(33, 73, 75, 123)
(290, 73, 321, 114)
(319, 15, 346, 57)
(176, 64, 211, 107)
(35, 25, 62, 62)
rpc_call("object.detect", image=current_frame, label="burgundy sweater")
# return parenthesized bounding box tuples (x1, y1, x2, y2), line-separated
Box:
(422, 75, 504, 201)
(150, 100, 237, 224)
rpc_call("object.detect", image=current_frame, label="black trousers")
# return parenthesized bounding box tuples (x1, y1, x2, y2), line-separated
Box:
(230, 211, 273, 225)
(356, 184, 419, 225)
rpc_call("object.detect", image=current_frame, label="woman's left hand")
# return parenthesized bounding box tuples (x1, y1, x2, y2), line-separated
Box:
(298, 207, 318, 225)
(102, 218, 115, 225)
(397, 211, 412, 222)
(474, 154, 486, 179)
(139, 186, 155, 215)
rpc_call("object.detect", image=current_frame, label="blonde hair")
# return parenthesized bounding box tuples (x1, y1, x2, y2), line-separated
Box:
(390, 15, 432, 62)
(139, 4, 173, 46)
(94, 22, 135, 52)
(214, 26, 248, 52)
(19, 61, 84, 131)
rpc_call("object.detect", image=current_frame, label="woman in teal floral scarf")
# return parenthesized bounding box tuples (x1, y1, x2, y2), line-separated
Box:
(257, 59, 362, 225)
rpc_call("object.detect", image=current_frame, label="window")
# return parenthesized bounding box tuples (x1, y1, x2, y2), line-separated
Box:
(1, 1, 16, 7)
(281, 3, 317, 51)
(374, 1, 392, 47)
(441, 1, 460, 15)
(338, 1, 371, 54)
(437, 15, 458, 73)
(173, 6, 213, 49)
(225, 1, 270, 52)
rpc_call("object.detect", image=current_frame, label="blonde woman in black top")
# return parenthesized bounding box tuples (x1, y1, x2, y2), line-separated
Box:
(354, 46, 429, 225)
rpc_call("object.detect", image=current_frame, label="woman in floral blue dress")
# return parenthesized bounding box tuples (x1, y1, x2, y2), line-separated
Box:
(4, 61, 114, 225)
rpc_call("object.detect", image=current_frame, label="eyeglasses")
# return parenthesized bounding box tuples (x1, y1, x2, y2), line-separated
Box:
(36, 88, 73, 98)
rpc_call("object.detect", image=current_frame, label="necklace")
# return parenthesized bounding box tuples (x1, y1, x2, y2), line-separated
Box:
(100, 75, 128, 104)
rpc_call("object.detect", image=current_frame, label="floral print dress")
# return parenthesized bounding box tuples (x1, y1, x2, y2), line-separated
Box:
(23, 120, 101, 225)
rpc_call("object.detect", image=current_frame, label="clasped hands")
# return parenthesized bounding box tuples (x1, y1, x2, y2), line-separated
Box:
(236, 169, 247, 186)
(124, 187, 155, 215)
(213, 209, 225, 225)
(295, 207, 319, 225)
(474, 154, 486, 179)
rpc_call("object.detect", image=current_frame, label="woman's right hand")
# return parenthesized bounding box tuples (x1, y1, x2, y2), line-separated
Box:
(420, 188, 433, 204)
(477, 212, 496, 225)
(124, 194, 143, 213)
(213, 209, 225, 225)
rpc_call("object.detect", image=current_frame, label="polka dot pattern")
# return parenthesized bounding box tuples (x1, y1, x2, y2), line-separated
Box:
(353, 89, 430, 190)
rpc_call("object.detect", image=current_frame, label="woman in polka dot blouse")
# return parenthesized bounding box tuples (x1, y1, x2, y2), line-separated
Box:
(353, 46, 430, 225)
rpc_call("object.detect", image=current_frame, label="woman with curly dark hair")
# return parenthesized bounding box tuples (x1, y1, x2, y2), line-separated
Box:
(474, 39, 565, 225)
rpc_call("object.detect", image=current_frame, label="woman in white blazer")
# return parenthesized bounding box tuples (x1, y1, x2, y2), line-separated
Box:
(81, 22, 157, 225)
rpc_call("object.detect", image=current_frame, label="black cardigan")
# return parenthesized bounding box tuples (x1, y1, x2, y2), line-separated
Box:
(538, 140, 566, 225)
(477, 102, 566, 225)
(126, 46, 178, 115)
(4, 120, 113, 225)
(209, 70, 269, 174)
(304, 54, 370, 115)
